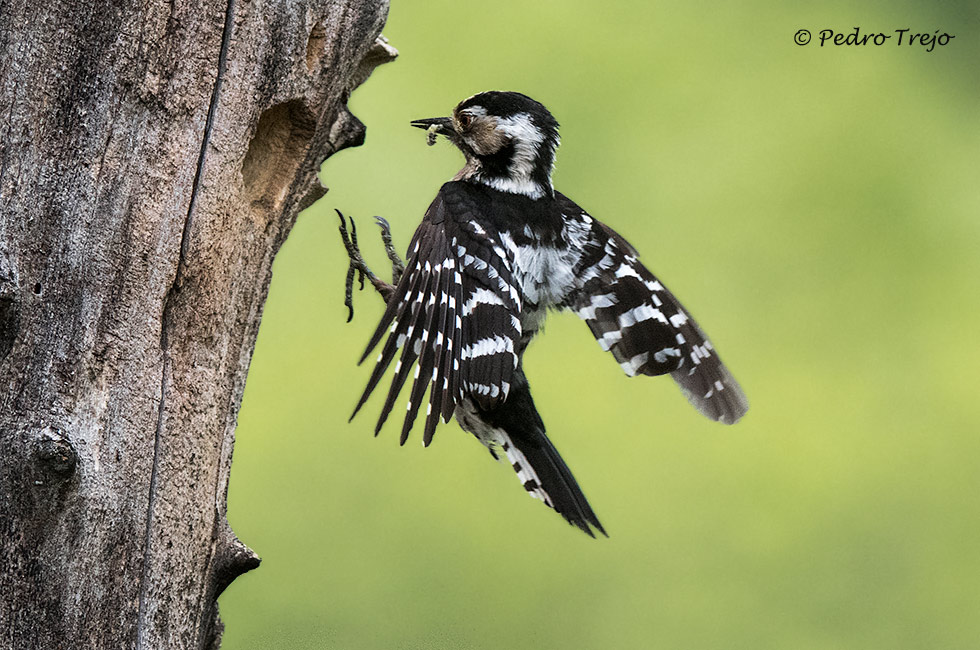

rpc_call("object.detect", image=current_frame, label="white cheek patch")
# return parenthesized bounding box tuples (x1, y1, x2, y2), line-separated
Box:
(496, 112, 545, 178)
(497, 113, 544, 145)
(463, 110, 555, 199)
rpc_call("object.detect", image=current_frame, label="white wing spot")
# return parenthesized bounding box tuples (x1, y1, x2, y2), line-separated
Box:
(462, 288, 506, 315)
(619, 351, 649, 376)
(617, 304, 666, 329)
(597, 330, 623, 351)
(576, 292, 617, 320)
(461, 335, 514, 360)
(614, 263, 642, 280)
(654, 347, 681, 364)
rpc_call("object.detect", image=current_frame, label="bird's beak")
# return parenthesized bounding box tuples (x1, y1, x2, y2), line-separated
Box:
(410, 116, 455, 135)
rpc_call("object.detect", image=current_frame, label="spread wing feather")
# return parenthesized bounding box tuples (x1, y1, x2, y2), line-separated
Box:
(352, 191, 523, 445)
(558, 195, 749, 424)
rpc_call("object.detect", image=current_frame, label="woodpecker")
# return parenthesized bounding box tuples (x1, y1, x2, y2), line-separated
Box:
(339, 91, 748, 537)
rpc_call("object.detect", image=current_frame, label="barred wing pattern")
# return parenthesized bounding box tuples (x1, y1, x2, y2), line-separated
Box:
(560, 196, 750, 424)
(352, 191, 523, 445)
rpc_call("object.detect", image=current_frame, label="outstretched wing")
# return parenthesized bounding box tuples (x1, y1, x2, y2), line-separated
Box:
(352, 185, 523, 445)
(559, 194, 749, 424)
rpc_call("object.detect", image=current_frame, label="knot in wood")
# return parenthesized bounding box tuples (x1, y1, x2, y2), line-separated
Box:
(35, 426, 78, 478)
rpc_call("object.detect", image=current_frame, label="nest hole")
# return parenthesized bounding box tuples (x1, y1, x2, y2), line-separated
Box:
(242, 100, 317, 210)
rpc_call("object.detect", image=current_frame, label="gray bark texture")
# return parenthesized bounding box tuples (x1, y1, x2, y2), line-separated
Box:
(0, 0, 394, 647)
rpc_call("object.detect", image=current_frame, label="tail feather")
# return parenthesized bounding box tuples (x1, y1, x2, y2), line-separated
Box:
(464, 372, 606, 537)
(498, 429, 606, 538)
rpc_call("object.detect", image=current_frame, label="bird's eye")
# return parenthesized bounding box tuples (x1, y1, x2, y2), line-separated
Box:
(458, 113, 473, 129)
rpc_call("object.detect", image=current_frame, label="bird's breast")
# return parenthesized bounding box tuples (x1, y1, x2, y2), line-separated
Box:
(500, 234, 579, 308)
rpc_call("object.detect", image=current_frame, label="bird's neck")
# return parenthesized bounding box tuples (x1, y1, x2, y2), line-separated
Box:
(473, 169, 551, 200)
(459, 142, 556, 200)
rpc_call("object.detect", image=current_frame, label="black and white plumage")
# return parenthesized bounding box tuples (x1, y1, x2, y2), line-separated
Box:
(345, 91, 748, 537)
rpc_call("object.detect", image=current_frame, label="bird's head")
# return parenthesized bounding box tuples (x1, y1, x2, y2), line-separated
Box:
(412, 91, 560, 200)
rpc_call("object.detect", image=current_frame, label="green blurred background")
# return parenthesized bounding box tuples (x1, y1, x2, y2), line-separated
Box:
(221, 1, 980, 648)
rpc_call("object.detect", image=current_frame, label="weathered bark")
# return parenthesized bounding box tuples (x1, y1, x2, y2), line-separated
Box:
(0, 0, 395, 647)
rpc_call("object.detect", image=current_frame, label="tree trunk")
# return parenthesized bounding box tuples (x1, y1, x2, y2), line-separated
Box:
(0, 0, 394, 647)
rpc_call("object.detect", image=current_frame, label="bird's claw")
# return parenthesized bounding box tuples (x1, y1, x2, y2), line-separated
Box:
(375, 216, 405, 285)
(337, 209, 403, 320)
(338, 209, 368, 322)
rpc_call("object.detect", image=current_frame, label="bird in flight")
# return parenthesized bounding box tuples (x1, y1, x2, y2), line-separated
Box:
(338, 91, 748, 537)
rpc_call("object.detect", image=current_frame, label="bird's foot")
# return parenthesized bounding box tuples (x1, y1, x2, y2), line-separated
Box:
(337, 209, 403, 320)
(374, 216, 405, 285)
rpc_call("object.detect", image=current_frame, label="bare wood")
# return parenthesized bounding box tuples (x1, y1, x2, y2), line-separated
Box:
(0, 0, 395, 647)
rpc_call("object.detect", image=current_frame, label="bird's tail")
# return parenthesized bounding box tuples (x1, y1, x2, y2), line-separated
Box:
(469, 373, 606, 537)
